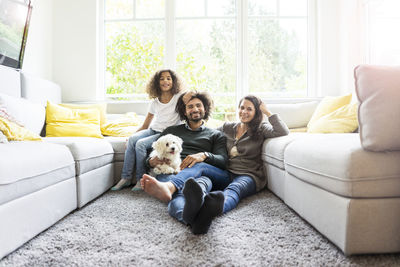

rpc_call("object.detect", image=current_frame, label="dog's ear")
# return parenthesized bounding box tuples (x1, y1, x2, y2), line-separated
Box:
(153, 139, 164, 153)
(176, 136, 183, 145)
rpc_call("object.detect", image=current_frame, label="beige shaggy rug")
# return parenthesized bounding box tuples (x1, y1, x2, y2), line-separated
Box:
(1, 188, 400, 266)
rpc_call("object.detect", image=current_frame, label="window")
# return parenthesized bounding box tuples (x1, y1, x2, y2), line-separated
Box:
(103, 0, 313, 120)
(366, 0, 400, 65)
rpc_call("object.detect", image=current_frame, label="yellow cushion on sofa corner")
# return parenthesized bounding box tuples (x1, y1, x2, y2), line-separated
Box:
(101, 112, 142, 137)
(0, 116, 42, 141)
(46, 101, 103, 138)
(307, 94, 352, 128)
(307, 103, 358, 133)
(59, 102, 107, 126)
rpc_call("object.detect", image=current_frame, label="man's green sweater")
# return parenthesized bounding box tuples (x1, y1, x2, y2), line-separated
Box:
(160, 124, 228, 170)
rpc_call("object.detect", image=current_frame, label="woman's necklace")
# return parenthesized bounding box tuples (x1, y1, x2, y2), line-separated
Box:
(230, 123, 247, 158)
(235, 123, 248, 140)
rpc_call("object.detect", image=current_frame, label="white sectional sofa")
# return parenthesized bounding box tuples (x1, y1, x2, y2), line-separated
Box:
(1, 65, 399, 258)
(0, 66, 126, 258)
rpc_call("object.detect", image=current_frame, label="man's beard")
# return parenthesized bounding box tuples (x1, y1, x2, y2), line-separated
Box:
(187, 111, 204, 122)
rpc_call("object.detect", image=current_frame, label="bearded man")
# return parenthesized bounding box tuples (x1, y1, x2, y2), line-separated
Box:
(141, 91, 230, 223)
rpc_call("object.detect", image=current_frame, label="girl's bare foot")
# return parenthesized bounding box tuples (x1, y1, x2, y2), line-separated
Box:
(141, 174, 174, 203)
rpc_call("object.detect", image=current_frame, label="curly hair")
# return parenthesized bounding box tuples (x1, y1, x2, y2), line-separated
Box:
(146, 69, 183, 99)
(239, 95, 263, 138)
(175, 91, 214, 122)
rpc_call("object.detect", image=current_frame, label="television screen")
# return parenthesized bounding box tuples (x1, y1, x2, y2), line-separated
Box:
(0, 0, 32, 69)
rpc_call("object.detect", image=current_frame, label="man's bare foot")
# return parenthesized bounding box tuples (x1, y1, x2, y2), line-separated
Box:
(141, 174, 174, 203)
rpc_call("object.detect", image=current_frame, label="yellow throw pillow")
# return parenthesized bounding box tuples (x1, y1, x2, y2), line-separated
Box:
(307, 94, 352, 128)
(307, 103, 358, 133)
(46, 101, 103, 138)
(0, 116, 42, 141)
(101, 112, 142, 137)
(60, 102, 107, 127)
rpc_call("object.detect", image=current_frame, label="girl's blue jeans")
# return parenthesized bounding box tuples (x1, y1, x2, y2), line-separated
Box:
(121, 129, 160, 182)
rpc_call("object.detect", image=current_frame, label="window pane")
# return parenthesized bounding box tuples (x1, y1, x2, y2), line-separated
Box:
(370, 18, 400, 64)
(368, 1, 400, 64)
(105, 0, 133, 20)
(105, 21, 165, 100)
(176, 0, 204, 17)
(369, 0, 400, 18)
(279, 0, 307, 17)
(136, 0, 165, 19)
(176, 19, 236, 120)
(248, 18, 307, 97)
(248, 0, 277, 16)
(207, 0, 236, 16)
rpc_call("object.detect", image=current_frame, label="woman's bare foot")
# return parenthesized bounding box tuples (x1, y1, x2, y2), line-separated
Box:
(141, 174, 174, 203)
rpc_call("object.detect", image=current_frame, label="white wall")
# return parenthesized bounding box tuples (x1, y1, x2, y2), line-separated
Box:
(52, 0, 97, 102)
(22, 0, 53, 80)
(22, 0, 99, 103)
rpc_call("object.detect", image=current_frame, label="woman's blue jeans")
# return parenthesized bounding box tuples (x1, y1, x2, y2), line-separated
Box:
(121, 129, 160, 181)
(222, 174, 256, 213)
(168, 173, 256, 224)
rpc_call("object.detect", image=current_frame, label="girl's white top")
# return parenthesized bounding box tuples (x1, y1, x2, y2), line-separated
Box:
(148, 92, 183, 132)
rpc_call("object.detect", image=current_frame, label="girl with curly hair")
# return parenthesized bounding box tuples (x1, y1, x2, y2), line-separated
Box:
(112, 69, 185, 190)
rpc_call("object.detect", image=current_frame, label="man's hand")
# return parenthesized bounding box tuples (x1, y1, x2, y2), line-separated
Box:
(180, 152, 207, 169)
(149, 156, 170, 167)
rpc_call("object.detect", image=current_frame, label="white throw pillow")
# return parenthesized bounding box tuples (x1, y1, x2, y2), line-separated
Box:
(0, 93, 45, 135)
(267, 101, 320, 128)
(0, 130, 8, 143)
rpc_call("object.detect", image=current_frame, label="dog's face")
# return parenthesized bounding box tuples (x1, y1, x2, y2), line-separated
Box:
(153, 134, 183, 159)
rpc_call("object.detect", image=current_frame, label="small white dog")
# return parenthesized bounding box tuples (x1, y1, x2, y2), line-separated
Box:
(150, 134, 183, 175)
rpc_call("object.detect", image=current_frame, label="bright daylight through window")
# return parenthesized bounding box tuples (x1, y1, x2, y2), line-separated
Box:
(104, 0, 310, 121)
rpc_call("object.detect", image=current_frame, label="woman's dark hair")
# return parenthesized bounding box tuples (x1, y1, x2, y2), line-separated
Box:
(239, 95, 263, 138)
(176, 91, 214, 121)
(146, 69, 183, 99)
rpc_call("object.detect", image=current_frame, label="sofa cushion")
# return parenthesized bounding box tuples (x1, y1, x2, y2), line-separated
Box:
(267, 101, 319, 129)
(0, 116, 42, 141)
(262, 133, 305, 169)
(101, 113, 142, 137)
(44, 137, 114, 175)
(104, 136, 127, 162)
(354, 64, 400, 152)
(46, 101, 103, 138)
(0, 142, 75, 205)
(307, 94, 352, 130)
(284, 133, 400, 198)
(0, 93, 45, 135)
(60, 102, 107, 127)
(0, 130, 8, 143)
(307, 103, 358, 133)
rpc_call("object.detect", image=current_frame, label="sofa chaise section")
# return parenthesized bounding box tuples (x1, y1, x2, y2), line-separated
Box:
(0, 142, 77, 258)
(263, 133, 400, 255)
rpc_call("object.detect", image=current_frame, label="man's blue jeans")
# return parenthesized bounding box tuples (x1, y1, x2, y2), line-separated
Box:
(167, 173, 256, 224)
(163, 162, 230, 191)
(121, 129, 160, 182)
